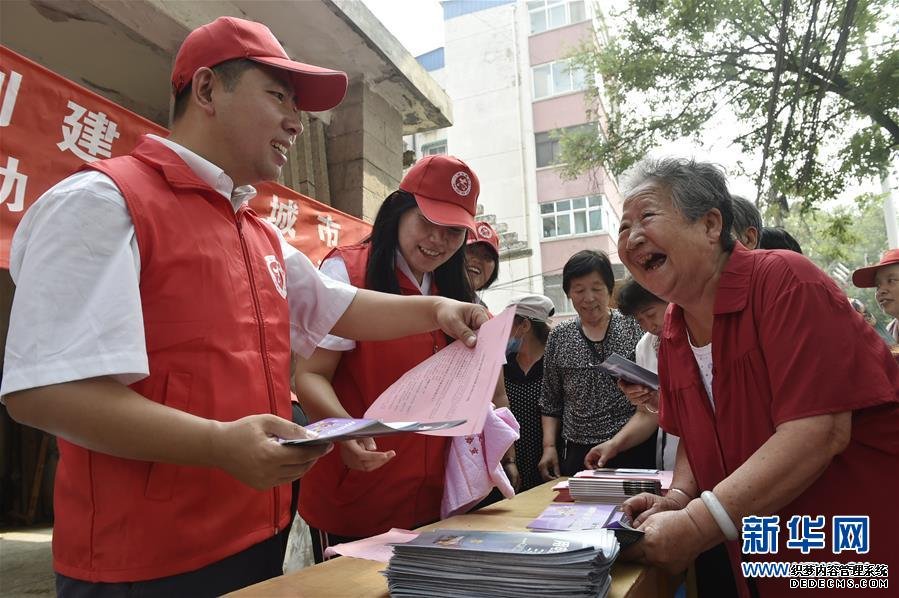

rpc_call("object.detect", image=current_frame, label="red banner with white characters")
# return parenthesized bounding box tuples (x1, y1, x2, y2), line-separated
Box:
(0, 46, 370, 268)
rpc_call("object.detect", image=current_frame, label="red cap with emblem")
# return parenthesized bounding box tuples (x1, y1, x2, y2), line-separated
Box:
(171, 17, 348, 112)
(467, 220, 499, 259)
(400, 155, 479, 235)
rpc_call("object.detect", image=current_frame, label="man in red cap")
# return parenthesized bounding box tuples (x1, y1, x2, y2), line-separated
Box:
(2, 17, 487, 595)
(853, 248, 899, 343)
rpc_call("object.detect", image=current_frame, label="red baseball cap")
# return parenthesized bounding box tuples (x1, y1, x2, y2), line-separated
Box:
(400, 155, 479, 234)
(467, 221, 500, 259)
(171, 17, 348, 112)
(852, 248, 899, 288)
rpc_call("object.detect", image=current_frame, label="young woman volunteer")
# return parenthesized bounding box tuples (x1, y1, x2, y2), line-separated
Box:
(295, 155, 482, 559)
(465, 220, 500, 304)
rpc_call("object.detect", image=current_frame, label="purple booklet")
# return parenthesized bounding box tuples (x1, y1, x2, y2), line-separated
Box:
(528, 503, 645, 547)
(527, 502, 617, 532)
(596, 353, 659, 390)
(604, 506, 644, 547)
(280, 417, 466, 446)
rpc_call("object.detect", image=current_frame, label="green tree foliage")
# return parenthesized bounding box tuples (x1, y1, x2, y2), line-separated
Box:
(560, 0, 899, 211)
(784, 193, 891, 327)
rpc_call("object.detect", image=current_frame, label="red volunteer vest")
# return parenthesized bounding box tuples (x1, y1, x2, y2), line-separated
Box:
(52, 136, 293, 582)
(298, 244, 449, 537)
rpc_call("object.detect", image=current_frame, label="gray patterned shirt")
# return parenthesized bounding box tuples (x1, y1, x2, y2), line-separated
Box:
(539, 310, 644, 445)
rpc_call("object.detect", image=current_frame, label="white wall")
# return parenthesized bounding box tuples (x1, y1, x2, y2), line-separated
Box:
(443, 2, 544, 300)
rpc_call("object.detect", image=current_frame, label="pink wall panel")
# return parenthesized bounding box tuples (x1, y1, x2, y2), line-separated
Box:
(528, 21, 593, 66)
(536, 167, 600, 202)
(540, 234, 618, 274)
(532, 92, 589, 133)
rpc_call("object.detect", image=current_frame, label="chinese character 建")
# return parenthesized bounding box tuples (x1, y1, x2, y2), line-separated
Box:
(57, 100, 120, 162)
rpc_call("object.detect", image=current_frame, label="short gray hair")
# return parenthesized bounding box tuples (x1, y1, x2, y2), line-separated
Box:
(626, 158, 735, 251)
(731, 195, 763, 243)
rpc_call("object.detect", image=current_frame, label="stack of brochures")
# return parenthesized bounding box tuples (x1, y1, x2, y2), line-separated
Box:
(385, 529, 619, 597)
(526, 503, 645, 548)
(567, 468, 664, 504)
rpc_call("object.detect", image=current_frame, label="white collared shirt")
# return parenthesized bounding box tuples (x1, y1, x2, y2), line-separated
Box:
(318, 250, 432, 351)
(1, 135, 357, 397)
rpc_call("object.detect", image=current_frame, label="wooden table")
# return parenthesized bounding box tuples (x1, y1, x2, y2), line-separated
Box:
(231, 480, 679, 597)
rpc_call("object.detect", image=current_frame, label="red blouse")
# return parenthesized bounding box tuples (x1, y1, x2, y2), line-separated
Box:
(658, 244, 899, 598)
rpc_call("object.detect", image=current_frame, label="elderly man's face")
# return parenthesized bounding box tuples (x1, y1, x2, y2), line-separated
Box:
(617, 183, 722, 304)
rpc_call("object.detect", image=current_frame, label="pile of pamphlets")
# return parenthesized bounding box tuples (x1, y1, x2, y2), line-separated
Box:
(385, 529, 619, 597)
(526, 503, 645, 548)
(567, 468, 663, 504)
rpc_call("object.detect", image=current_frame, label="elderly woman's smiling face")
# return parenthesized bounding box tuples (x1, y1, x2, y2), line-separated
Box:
(617, 183, 723, 305)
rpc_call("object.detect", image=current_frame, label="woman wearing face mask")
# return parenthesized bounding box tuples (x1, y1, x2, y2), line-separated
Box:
(465, 221, 500, 306)
(538, 250, 650, 479)
(503, 295, 555, 492)
(295, 155, 480, 560)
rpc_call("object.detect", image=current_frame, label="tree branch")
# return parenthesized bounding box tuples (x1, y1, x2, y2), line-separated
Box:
(784, 61, 899, 144)
(756, 0, 793, 203)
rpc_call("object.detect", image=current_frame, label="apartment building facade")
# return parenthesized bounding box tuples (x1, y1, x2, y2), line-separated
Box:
(408, 0, 625, 316)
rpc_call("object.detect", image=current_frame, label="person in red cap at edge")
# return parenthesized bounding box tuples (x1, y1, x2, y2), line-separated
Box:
(295, 154, 516, 560)
(1, 17, 488, 597)
(465, 220, 501, 307)
(853, 249, 899, 346)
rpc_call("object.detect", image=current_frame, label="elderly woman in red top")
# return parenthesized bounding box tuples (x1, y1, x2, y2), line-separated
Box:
(617, 159, 899, 598)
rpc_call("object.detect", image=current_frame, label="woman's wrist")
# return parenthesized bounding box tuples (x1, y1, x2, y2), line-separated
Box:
(667, 487, 694, 508)
(699, 490, 739, 541)
(601, 437, 620, 453)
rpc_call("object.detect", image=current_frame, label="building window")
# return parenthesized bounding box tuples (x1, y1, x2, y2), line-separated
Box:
(528, 0, 586, 34)
(541, 195, 604, 239)
(543, 274, 575, 315)
(421, 140, 447, 156)
(532, 59, 587, 100)
(535, 123, 596, 168)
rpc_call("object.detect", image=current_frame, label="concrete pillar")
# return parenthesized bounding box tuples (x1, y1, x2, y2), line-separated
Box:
(326, 79, 403, 222)
(280, 114, 331, 205)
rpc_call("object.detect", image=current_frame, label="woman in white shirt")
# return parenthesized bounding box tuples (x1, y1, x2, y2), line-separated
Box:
(584, 278, 679, 470)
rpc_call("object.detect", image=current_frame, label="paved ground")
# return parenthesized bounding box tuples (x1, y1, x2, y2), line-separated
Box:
(0, 526, 54, 597)
(0, 518, 314, 597)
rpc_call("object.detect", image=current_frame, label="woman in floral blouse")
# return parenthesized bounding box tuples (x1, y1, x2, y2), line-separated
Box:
(537, 250, 655, 478)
